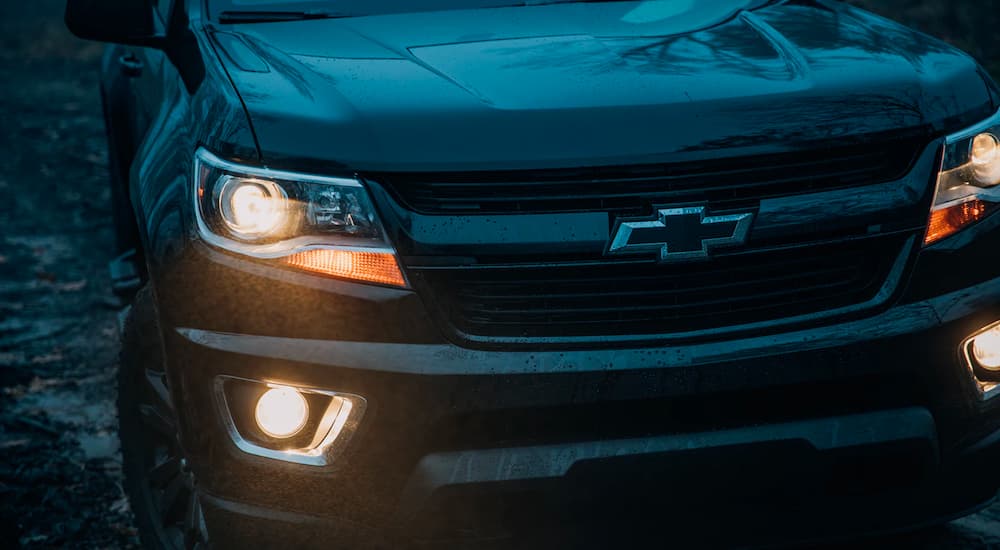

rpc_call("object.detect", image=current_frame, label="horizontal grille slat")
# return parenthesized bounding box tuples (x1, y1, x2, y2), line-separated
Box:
(458, 276, 863, 316)
(446, 250, 866, 286)
(412, 160, 880, 192)
(455, 265, 860, 303)
(370, 140, 923, 215)
(460, 284, 878, 328)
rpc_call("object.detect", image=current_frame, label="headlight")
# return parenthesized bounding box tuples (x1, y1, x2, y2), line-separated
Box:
(925, 109, 1000, 245)
(193, 148, 406, 287)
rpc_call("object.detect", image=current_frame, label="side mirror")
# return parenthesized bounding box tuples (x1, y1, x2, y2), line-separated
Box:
(65, 0, 166, 47)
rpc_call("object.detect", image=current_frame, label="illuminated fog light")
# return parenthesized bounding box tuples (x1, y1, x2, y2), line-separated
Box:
(255, 386, 309, 438)
(972, 325, 1000, 370)
(216, 376, 367, 466)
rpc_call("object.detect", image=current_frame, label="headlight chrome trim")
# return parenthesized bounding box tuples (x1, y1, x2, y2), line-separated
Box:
(945, 108, 1000, 146)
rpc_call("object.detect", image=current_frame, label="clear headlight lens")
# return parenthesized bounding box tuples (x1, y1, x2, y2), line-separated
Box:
(217, 176, 288, 238)
(925, 109, 1000, 245)
(972, 132, 1000, 168)
(194, 148, 406, 287)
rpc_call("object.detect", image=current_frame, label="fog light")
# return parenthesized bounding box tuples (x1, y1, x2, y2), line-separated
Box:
(255, 386, 309, 438)
(216, 376, 367, 466)
(972, 326, 1000, 370)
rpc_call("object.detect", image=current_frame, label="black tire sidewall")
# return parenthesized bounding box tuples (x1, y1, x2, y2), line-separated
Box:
(118, 285, 188, 550)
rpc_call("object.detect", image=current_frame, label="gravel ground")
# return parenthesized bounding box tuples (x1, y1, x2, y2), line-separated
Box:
(1, 1, 999, 548)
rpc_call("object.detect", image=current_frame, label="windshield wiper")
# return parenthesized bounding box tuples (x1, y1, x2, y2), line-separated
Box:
(218, 10, 347, 24)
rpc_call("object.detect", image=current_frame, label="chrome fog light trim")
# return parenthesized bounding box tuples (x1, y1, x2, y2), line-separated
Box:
(214, 375, 367, 466)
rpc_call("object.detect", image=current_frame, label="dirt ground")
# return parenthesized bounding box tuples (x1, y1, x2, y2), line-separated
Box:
(1, 1, 1000, 548)
(0, 1, 138, 547)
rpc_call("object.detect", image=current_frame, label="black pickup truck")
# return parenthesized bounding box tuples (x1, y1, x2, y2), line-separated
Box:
(66, 0, 1000, 547)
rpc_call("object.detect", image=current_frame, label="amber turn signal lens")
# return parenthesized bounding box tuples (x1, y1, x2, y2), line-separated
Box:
(924, 200, 993, 246)
(282, 249, 406, 287)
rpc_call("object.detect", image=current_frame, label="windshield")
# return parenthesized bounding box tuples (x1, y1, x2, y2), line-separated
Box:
(209, 0, 644, 19)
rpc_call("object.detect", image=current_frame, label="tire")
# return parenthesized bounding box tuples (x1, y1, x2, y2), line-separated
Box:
(118, 285, 209, 549)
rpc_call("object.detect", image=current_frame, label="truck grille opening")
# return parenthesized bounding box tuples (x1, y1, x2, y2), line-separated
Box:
(410, 234, 910, 341)
(370, 139, 923, 215)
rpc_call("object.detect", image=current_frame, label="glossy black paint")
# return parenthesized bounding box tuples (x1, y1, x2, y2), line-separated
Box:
(112, 0, 998, 276)
(79, 0, 1000, 546)
(213, 0, 994, 172)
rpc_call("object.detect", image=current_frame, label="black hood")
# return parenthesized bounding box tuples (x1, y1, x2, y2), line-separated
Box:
(211, 0, 997, 172)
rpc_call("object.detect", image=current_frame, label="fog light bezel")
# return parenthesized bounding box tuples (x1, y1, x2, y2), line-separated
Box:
(961, 322, 1000, 400)
(214, 375, 367, 467)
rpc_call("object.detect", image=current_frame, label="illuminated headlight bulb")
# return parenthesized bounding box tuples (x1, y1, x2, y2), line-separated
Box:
(971, 133, 1000, 187)
(255, 386, 309, 438)
(218, 176, 288, 238)
(972, 133, 999, 166)
(972, 325, 1000, 371)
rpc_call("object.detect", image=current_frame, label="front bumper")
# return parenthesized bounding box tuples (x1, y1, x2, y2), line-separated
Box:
(153, 236, 1000, 546)
(194, 407, 997, 549)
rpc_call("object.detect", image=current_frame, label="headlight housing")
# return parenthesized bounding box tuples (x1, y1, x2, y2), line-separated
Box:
(925, 109, 1000, 245)
(193, 148, 406, 287)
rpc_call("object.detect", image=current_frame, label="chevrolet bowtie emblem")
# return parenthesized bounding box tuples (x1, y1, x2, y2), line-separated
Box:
(607, 206, 754, 263)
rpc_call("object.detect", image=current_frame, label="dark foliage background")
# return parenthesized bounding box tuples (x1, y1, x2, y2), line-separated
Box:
(0, 1, 998, 548)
